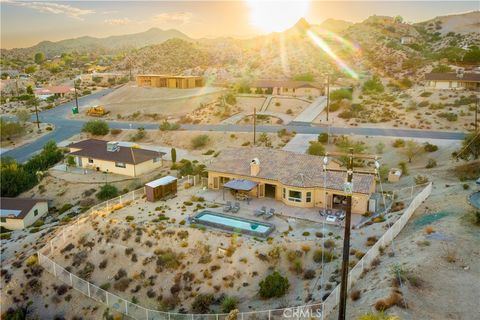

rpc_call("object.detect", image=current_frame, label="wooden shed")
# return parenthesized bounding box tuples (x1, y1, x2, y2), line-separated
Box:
(145, 176, 177, 202)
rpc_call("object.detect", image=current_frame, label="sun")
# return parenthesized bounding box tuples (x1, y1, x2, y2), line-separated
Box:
(247, 0, 310, 33)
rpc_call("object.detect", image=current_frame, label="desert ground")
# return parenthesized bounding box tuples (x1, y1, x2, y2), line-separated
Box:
(0, 122, 54, 151)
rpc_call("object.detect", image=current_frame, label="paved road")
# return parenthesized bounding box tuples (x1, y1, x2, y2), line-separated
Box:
(1, 90, 466, 163)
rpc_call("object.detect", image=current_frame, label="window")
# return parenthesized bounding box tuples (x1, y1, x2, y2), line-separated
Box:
(306, 192, 312, 203)
(288, 190, 302, 202)
(153, 157, 161, 163)
(115, 162, 126, 168)
(0, 217, 6, 223)
(34, 209, 38, 216)
(282, 188, 286, 199)
(88, 158, 94, 164)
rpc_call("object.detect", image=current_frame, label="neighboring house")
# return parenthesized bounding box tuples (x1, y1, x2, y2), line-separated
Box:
(425, 72, 480, 90)
(250, 80, 324, 97)
(0, 198, 49, 230)
(34, 85, 73, 99)
(207, 148, 377, 214)
(136, 75, 204, 89)
(68, 139, 165, 177)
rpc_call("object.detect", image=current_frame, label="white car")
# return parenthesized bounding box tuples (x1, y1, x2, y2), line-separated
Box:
(326, 215, 337, 222)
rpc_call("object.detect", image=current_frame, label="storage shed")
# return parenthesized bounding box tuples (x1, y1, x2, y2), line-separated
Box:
(145, 176, 177, 202)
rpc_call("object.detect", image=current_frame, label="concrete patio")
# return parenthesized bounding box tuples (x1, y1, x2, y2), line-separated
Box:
(199, 188, 363, 226)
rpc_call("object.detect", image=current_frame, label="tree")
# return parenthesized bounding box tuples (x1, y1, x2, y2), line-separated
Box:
(258, 271, 290, 298)
(402, 140, 422, 163)
(171, 148, 177, 163)
(24, 65, 37, 74)
(453, 132, 480, 160)
(34, 52, 46, 64)
(67, 155, 76, 167)
(307, 141, 325, 156)
(16, 109, 30, 124)
(82, 120, 109, 135)
(330, 88, 352, 101)
(96, 184, 119, 201)
(318, 132, 329, 143)
(432, 65, 452, 73)
(26, 85, 34, 95)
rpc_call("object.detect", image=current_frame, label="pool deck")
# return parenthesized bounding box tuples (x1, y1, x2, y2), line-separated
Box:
(199, 189, 363, 227)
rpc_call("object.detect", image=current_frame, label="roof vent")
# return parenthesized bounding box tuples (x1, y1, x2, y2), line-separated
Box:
(107, 141, 120, 152)
(456, 68, 464, 79)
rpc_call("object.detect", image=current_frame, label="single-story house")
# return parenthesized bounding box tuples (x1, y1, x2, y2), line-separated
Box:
(207, 148, 377, 214)
(136, 75, 204, 89)
(68, 139, 165, 177)
(34, 85, 73, 98)
(400, 36, 416, 45)
(79, 72, 128, 86)
(425, 72, 480, 90)
(250, 80, 324, 97)
(0, 198, 49, 230)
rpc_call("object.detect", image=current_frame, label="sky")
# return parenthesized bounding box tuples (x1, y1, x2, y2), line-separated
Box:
(1, 1, 479, 49)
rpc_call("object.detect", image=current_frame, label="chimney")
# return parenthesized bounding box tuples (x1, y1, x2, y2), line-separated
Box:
(250, 158, 260, 176)
(456, 68, 464, 79)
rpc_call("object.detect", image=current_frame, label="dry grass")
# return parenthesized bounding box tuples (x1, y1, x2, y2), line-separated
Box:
(350, 289, 361, 301)
(424, 226, 434, 234)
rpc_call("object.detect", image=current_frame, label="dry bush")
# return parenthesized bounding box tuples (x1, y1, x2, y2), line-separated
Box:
(301, 244, 311, 253)
(350, 289, 361, 301)
(113, 278, 131, 292)
(366, 236, 378, 246)
(324, 239, 336, 249)
(442, 244, 457, 263)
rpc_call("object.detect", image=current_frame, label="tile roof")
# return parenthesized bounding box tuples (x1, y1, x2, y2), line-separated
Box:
(68, 139, 165, 165)
(207, 148, 375, 194)
(425, 72, 480, 82)
(0, 198, 48, 220)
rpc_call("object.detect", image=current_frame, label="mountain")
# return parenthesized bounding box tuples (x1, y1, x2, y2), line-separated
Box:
(318, 19, 354, 33)
(3, 28, 191, 58)
(416, 11, 480, 35)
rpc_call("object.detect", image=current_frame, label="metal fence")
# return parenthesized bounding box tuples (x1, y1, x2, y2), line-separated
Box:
(38, 183, 432, 320)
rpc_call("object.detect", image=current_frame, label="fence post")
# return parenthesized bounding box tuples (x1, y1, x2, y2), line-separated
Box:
(50, 240, 54, 253)
(62, 229, 65, 242)
(87, 282, 91, 297)
(146, 308, 149, 320)
(52, 262, 57, 277)
(69, 273, 73, 286)
(106, 292, 109, 306)
(125, 299, 128, 315)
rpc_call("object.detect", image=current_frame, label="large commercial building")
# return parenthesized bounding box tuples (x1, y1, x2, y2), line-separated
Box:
(0, 198, 49, 230)
(207, 148, 376, 214)
(68, 139, 165, 177)
(136, 75, 204, 89)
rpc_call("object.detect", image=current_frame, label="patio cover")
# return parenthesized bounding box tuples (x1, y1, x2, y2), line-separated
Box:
(223, 179, 258, 191)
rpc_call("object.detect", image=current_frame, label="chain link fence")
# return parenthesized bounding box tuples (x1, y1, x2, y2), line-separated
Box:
(38, 182, 432, 320)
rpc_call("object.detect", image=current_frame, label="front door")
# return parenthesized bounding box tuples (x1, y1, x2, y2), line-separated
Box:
(77, 156, 82, 167)
(213, 177, 219, 189)
(265, 184, 276, 198)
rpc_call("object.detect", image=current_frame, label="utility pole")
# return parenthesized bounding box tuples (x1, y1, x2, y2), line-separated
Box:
(338, 147, 354, 320)
(33, 98, 40, 129)
(475, 96, 478, 132)
(73, 81, 79, 114)
(253, 107, 257, 145)
(326, 74, 330, 122)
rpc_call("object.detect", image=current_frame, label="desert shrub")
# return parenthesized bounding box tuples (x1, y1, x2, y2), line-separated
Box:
(323, 239, 336, 249)
(78, 262, 95, 280)
(125, 216, 135, 222)
(398, 161, 408, 176)
(191, 134, 209, 149)
(113, 278, 131, 292)
(437, 112, 458, 122)
(110, 128, 122, 135)
(307, 141, 325, 156)
(424, 226, 434, 234)
(330, 88, 352, 101)
(313, 249, 336, 263)
(350, 289, 361, 301)
(96, 184, 119, 200)
(362, 76, 384, 94)
(318, 132, 329, 143)
(424, 143, 438, 152)
(82, 120, 109, 135)
(155, 249, 182, 269)
(25, 255, 38, 267)
(425, 159, 437, 168)
(0, 233, 11, 240)
(159, 121, 180, 131)
(258, 271, 290, 298)
(366, 236, 378, 246)
(463, 184, 469, 190)
(303, 269, 316, 280)
(114, 268, 127, 280)
(392, 139, 405, 148)
(99, 259, 108, 269)
(221, 296, 238, 313)
(420, 91, 433, 97)
(191, 294, 214, 313)
(414, 175, 429, 185)
(454, 161, 480, 180)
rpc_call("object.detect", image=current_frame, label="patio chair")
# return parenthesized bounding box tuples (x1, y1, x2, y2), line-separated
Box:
(231, 202, 240, 213)
(254, 206, 267, 216)
(326, 209, 333, 216)
(319, 209, 326, 217)
(264, 208, 275, 220)
(338, 212, 346, 221)
(223, 201, 232, 212)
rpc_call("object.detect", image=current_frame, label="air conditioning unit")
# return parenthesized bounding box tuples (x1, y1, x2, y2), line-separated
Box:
(107, 141, 119, 152)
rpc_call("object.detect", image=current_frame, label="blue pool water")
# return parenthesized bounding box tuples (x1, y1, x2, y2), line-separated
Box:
(192, 211, 274, 237)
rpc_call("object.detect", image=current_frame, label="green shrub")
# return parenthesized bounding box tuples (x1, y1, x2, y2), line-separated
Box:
(307, 141, 325, 156)
(258, 271, 290, 298)
(159, 121, 180, 131)
(221, 296, 238, 313)
(191, 135, 209, 149)
(191, 294, 214, 313)
(425, 159, 437, 168)
(110, 128, 122, 135)
(330, 88, 352, 101)
(318, 133, 329, 143)
(0, 233, 11, 240)
(313, 249, 336, 263)
(437, 112, 458, 122)
(414, 175, 429, 185)
(392, 139, 405, 148)
(82, 120, 109, 135)
(96, 184, 119, 201)
(424, 143, 438, 152)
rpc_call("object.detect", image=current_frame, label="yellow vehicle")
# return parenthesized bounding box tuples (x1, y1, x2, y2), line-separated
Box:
(86, 106, 109, 117)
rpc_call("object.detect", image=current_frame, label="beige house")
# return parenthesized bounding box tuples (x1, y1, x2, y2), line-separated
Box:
(79, 72, 127, 86)
(425, 72, 480, 90)
(250, 80, 324, 97)
(136, 75, 204, 89)
(68, 139, 165, 177)
(0, 198, 49, 230)
(207, 148, 376, 214)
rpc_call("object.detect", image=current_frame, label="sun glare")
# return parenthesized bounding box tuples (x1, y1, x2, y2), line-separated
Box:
(247, 0, 310, 32)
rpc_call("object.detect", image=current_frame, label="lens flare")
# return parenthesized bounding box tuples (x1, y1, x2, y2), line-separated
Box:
(306, 29, 359, 79)
(316, 29, 360, 53)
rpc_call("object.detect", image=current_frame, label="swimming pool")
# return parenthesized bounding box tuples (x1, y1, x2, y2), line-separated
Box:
(191, 210, 275, 237)
(469, 192, 480, 210)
